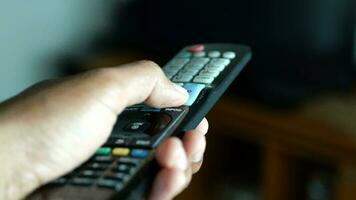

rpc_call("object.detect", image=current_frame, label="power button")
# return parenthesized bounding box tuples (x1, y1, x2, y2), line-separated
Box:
(188, 44, 205, 52)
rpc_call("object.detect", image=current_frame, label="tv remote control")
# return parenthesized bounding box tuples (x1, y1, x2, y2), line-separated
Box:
(28, 43, 252, 200)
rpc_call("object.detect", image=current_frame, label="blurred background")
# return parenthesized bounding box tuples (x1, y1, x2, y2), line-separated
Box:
(1, 0, 356, 199)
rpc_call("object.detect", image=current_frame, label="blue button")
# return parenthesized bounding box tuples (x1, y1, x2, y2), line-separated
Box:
(141, 107, 161, 112)
(183, 83, 206, 106)
(131, 149, 149, 158)
(140, 105, 161, 112)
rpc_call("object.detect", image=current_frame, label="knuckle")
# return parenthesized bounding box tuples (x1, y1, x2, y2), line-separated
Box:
(139, 60, 164, 75)
(140, 60, 159, 68)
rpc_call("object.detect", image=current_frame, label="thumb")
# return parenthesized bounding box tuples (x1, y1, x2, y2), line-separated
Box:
(83, 60, 189, 113)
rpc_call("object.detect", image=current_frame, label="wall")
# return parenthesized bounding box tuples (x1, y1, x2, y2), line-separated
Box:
(0, 0, 116, 101)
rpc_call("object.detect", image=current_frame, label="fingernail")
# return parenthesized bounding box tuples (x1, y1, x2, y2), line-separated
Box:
(192, 150, 204, 163)
(173, 83, 188, 95)
(173, 146, 188, 171)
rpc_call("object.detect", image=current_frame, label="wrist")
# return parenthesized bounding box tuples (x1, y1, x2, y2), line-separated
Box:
(0, 114, 41, 200)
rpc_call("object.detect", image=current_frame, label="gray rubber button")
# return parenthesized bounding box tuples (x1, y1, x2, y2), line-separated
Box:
(193, 76, 215, 84)
(163, 67, 180, 73)
(164, 65, 184, 72)
(173, 74, 193, 82)
(191, 58, 210, 64)
(208, 51, 221, 58)
(193, 51, 206, 57)
(199, 70, 220, 77)
(177, 52, 192, 58)
(223, 51, 236, 59)
(165, 71, 177, 79)
(179, 68, 200, 76)
(204, 64, 226, 72)
(168, 58, 190, 67)
(210, 58, 230, 66)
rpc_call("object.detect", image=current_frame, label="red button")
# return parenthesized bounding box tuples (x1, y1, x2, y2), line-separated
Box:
(188, 44, 205, 52)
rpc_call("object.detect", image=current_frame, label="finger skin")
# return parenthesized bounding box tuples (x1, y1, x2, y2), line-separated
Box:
(183, 130, 206, 163)
(191, 160, 204, 174)
(195, 118, 209, 135)
(155, 137, 188, 171)
(183, 119, 208, 173)
(148, 168, 186, 200)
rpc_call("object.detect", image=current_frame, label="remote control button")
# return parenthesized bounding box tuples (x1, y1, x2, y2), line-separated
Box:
(172, 74, 193, 82)
(93, 155, 114, 163)
(96, 147, 112, 155)
(85, 162, 110, 171)
(124, 104, 144, 112)
(118, 157, 141, 166)
(188, 44, 205, 52)
(165, 73, 174, 79)
(208, 51, 221, 58)
(210, 58, 230, 66)
(190, 57, 210, 65)
(223, 51, 236, 59)
(123, 121, 150, 132)
(164, 65, 184, 72)
(193, 76, 215, 84)
(181, 65, 204, 72)
(128, 104, 145, 108)
(131, 149, 149, 158)
(78, 170, 102, 178)
(141, 107, 161, 112)
(71, 177, 95, 186)
(105, 173, 130, 182)
(84, 162, 106, 169)
(112, 148, 130, 157)
(183, 83, 206, 106)
(177, 70, 199, 77)
(164, 66, 180, 72)
(199, 70, 220, 78)
(133, 139, 152, 147)
(115, 163, 133, 173)
(177, 69, 200, 77)
(177, 52, 192, 58)
(106, 138, 130, 146)
(97, 179, 123, 191)
(123, 107, 140, 112)
(163, 107, 185, 112)
(51, 177, 67, 185)
(193, 51, 206, 57)
(165, 71, 177, 79)
(167, 58, 190, 67)
(204, 63, 227, 72)
(164, 68, 180, 75)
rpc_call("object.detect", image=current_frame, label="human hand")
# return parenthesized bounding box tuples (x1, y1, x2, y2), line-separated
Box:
(0, 61, 208, 200)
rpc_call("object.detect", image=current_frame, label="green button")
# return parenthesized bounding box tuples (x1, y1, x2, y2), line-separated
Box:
(96, 147, 112, 155)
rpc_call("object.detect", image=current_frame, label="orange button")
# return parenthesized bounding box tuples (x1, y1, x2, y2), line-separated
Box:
(112, 148, 130, 157)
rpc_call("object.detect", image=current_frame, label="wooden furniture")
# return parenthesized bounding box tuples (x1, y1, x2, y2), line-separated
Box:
(204, 95, 356, 200)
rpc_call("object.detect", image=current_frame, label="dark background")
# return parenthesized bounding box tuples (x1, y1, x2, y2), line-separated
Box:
(82, 0, 356, 108)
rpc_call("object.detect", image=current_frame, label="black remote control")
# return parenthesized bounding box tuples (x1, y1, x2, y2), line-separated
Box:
(28, 43, 252, 200)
